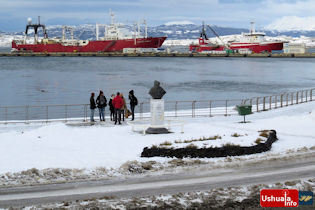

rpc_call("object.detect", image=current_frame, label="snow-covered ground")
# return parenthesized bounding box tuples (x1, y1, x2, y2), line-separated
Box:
(0, 101, 315, 177)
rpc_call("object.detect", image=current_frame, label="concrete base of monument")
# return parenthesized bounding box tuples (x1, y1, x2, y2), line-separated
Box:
(145, 127, 171, 134)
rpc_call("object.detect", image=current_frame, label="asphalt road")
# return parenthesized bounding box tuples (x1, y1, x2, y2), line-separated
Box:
(0, 151, 315, 208)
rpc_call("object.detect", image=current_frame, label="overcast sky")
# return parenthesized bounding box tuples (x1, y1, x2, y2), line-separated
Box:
(0, 0, 314, 31)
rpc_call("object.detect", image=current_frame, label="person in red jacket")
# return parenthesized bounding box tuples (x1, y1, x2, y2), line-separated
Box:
(112, 92, 124, 124)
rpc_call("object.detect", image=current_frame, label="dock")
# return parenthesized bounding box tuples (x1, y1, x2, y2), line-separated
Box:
(1, 52, 315, 58)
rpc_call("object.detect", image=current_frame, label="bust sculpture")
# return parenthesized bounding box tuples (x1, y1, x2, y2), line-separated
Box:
(149, 80, 166, 99)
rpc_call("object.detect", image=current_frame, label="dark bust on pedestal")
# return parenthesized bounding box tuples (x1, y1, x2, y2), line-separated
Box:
(146, 80, 169, 134)
(149, 80, 166, 99)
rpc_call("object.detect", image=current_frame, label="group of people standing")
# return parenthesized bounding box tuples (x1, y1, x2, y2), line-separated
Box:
(90, 90, 138, 124)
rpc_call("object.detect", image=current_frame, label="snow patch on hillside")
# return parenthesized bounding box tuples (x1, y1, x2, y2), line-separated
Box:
(265, 16, 315, 32)
(164, 21, 195, 26)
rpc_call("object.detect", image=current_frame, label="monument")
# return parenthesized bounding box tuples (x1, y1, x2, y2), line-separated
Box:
(145, 81, 169, 134)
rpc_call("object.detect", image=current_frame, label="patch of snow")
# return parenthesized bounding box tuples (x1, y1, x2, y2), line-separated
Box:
(164, 21, 195, 26)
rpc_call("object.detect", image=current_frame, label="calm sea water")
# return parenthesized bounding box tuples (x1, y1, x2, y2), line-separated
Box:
(0, 49, 315, 106)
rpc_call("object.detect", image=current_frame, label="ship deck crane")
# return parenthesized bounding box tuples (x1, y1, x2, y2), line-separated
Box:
(206, 25, 230, 49)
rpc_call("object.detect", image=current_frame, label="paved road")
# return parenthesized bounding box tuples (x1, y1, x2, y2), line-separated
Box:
(1, 152, 315, 208)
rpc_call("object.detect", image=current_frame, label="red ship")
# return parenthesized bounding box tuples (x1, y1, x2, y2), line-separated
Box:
(12, 14, 166, 53)
(189, 23, 226, 53)
(190, 22, 285, 53)
(228, 22, 285, 53)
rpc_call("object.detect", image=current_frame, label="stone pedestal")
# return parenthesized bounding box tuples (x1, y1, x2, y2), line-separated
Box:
(145, 99, 169, 134)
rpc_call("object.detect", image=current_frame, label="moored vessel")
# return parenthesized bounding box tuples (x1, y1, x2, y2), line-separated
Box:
(190, 22, 286, 53)
(228, 22, 285, 53)
(189, 23, 225, 53)
(12, 13, 167, 53)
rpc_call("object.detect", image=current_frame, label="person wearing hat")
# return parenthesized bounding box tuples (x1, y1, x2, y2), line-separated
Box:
(128, 90, 138, 121)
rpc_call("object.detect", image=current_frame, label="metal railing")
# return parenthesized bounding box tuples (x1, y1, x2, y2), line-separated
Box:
(0, 88, 314, 124)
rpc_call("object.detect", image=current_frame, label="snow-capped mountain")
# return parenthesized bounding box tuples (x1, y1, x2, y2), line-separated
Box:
(264, 16, 315, 32)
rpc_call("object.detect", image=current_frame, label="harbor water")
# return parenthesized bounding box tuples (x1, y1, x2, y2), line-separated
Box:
(0, 51, 315, 106)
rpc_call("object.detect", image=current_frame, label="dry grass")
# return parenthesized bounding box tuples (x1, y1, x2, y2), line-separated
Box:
(259, 132, 269, 138)
(231, 133, 242, 137)
(255, 138, 263, 144)
(174, 135, 222, 144)
(159, 141, 172, 146)
(185, 144, 198, 149)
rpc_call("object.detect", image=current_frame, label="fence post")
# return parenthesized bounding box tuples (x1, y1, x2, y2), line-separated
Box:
(140, 102, 143, 119)
(256, 98, 259, 112)
(291, 93, 293, 105)
(175, 101, 178, 118)
(26, 106, 29, 123)
(84, 105, 87, 122)
(286, 94, 288, 106)
(5, 107, 7, 124)
(46, 106, 48, 123)
(296, 92, 299, 104)
(301, 91, 303, 103)
(280, 94, 283, 107)
(275, 96, 277, 108)
(65, 105, 68, 122)
(225, 100, 228, 116)
(311, 89, 313, 101)
(306, 90, 308, 102)
(269, 96, 272, 110)
(209, 100, 212, 117)
(263, 97, 266, 111)
(192, 101, 196, 117)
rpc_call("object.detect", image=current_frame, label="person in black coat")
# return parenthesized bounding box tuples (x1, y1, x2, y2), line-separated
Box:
(108, 94, 115, 121)
(90, 92, 96, 122)
(96, 90, 107, 121)
(128, 90, 138, 121)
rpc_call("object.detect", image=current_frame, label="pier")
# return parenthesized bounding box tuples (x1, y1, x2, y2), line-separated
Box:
(1, 52, 315, 58)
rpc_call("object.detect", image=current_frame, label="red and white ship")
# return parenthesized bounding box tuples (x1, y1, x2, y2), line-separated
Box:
(190, 22, 285, 53)
(12, 13, 166, 53)
(189, 23, 225, 52)
(228, 22, 285, 53)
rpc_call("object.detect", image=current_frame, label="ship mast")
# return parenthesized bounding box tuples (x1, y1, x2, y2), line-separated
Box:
(110, 9, 115, 25)
(144, 20, 147, 38)
(250, 21, 255, 34)
(24, 16, 47, 44)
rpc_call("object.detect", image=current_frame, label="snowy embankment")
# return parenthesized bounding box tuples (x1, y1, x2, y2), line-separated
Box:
(0, 101, 315, 183)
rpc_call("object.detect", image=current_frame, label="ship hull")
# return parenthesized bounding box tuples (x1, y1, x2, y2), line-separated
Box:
(12, 37, 167, 53)
(189, 44, 225, 52)
(229, 42, 284, 53)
